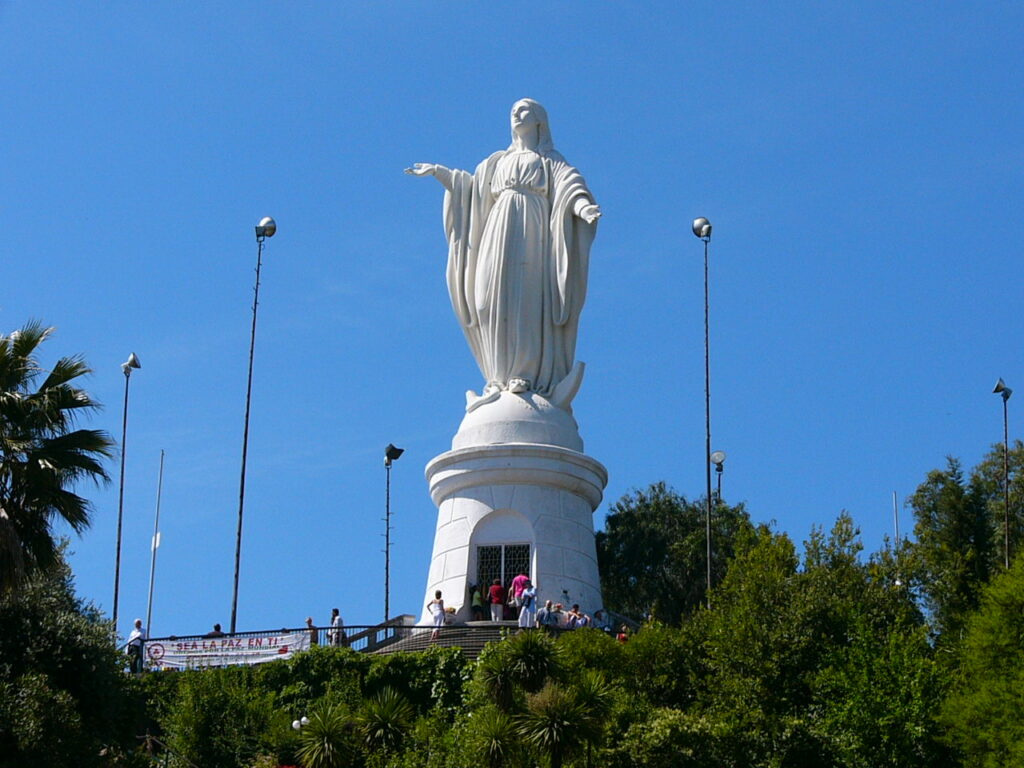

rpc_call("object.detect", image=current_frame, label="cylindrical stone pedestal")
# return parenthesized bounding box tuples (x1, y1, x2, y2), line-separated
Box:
(419, 442, 607, 625)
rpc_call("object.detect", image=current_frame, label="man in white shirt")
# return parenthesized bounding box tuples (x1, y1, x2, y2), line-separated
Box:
(328, 608, 346, 647)
(127, 618, 146, 674)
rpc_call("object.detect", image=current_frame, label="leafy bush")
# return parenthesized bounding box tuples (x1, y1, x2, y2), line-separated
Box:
(160, 668, 288, 768)
(609, 707, 719, 768)
(363, 645, 468, 714)
(0, 551, 144, 767)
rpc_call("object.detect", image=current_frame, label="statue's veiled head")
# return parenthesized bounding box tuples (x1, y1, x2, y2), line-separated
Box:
(509, 98, 554, 154)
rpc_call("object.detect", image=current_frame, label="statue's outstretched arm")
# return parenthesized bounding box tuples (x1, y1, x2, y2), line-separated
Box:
(573, 197, 602, 224)
(404, 163, 454, 192)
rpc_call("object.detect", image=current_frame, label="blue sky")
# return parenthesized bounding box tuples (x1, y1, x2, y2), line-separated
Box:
(2, 2, 1021, 639)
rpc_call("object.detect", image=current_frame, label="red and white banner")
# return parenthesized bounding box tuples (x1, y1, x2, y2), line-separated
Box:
(145, 632, 311, 670)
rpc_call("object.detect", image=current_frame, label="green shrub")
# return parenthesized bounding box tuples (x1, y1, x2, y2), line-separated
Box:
(364, 646, 469, 714)
(161, 668, 287, 768)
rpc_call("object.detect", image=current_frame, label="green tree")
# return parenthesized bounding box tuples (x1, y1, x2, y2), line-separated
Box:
(910, 458, 996, 640)
(474, 630, 562, 712)
(0, 547, 143, 767)
(596, 482, 752, 623)
(160, 668, 289, 768)
(359, 687, 414, 758)
(692, 515, 948, 767)
(0, 322, 115, 592)
(939, 553, 1024, 766)
(516, 682, 601, 768)
(465, 706, 523, 768)
(967, 440, 1024, 572)
(296, 702, 361, 768)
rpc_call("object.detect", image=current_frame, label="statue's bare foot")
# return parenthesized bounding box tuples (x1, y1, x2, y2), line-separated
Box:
(483, 382, 501, 396)
(508, 378, 531, 394)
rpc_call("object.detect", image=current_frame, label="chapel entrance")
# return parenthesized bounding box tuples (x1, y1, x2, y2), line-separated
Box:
(476, 543, 531, 590)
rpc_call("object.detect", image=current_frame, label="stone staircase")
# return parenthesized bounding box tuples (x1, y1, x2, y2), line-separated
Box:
(372, 621, 524, 660)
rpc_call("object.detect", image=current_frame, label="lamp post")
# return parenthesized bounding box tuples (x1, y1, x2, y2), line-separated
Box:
(384, 443, 404, 622)
(144, 449, 165, 636)
(112, 352, 141, 631)
(692, 216, 714, 609)
(230, 216, 276, 634)
(711, 450, 726, 502)
(993, 378, 1013, 569)
(892, 490, 903, 586)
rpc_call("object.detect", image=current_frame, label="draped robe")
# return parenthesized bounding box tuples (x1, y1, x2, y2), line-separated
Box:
(442, 147, 597, 402)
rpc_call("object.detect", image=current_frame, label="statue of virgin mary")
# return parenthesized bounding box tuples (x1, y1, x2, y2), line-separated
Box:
(407, 99, 601, 412)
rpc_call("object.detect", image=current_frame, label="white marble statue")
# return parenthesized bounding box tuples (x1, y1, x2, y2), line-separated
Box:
(406, 99, 601, 412)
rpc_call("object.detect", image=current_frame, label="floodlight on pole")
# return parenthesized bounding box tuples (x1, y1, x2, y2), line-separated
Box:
(113, 352, 141, 632)
(692, 216, 714, 609)
(384, 443, 404, 622)
(994, 378, 1013, 569)
(711, 450, 726, 502)
(230, 217, 276, 635)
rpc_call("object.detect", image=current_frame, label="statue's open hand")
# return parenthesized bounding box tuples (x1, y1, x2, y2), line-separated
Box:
(404, 163, 436, 177)
(578, 204, 602, 224)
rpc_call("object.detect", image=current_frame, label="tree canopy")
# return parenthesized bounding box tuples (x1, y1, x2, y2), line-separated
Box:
(0, 546, 144, 767)
(0, 321, 115, 593)
(939, 552, 1024, 765)
(595, 481, 752, 623)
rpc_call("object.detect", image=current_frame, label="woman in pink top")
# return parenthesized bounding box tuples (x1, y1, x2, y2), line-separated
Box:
(509, 572, 530, 618)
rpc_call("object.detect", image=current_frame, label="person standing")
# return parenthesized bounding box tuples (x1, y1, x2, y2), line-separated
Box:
(509, 571, 530, 617)
(305, 616, 318, 646)
(328, 608, 346, 647)
(470, 584, 485, 621)
(427, 590, 445, 640)
(488, 579, 506, 622)
(126, 618, 146, 674)
(518, 580, 538, 629)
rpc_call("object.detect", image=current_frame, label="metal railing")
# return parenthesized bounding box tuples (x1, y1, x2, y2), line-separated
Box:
(138, 615, 632, 670)
(143, 615, 416, 659)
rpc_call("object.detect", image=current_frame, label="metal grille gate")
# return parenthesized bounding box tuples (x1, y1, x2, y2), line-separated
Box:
(476, 543, 531, 589)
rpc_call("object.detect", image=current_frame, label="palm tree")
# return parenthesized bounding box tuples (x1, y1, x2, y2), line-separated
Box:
(517, 683, 601, 768)
(358, 686, 414, 756)
(469, 706, 523, 768)
(503, 629, 562, 693)
(296, 703, 360, 768)
(0, 322, 114, 593)
(570, 670, 614, 768)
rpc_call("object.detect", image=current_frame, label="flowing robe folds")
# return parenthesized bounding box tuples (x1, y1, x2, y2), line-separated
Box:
(443, 148, 597, 403)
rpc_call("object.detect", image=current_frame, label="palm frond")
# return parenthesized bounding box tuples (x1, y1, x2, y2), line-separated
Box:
(0, 322, 112, 589)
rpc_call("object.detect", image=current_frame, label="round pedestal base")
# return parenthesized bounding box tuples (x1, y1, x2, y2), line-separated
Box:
(419, 442, 607, 625)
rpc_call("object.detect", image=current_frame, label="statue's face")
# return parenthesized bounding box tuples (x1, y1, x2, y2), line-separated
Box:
(511, 101, 540, 133)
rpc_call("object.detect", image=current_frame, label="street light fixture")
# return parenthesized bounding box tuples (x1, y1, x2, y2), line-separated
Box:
(710, 450, 726, 502)
(230, 217, 276, 634)
(113, 352, 141, 631)
(692, 216, 714, 609)
(994, 378, 1013, 569)
(384, 443, 404, 622)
